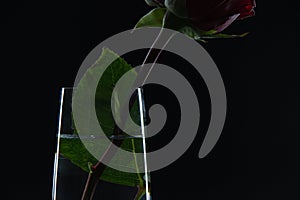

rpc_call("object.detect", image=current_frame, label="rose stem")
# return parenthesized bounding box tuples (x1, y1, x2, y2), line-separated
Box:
(81, 93, 138, 200)
(81, 16, 173, 199)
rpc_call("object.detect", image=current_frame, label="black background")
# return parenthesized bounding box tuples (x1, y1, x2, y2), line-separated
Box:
(3, 0, 300, 199)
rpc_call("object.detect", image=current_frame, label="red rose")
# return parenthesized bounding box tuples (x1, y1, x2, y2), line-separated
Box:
(146, 0, 256, 32)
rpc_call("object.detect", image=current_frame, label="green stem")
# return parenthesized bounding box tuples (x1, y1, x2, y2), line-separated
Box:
(81, 136, 124, 200)
(131, 139, 145, 187)
(80, 11, 172, 199)
(134, 186, 147, 200)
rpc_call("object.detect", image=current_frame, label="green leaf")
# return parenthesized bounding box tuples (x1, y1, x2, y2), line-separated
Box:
(135, 8, 167, 29)
(198, 32, 249, 39)
(60, 48, 144, 187)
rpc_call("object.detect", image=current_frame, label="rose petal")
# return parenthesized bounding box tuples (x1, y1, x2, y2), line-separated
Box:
(214, 13, 240, 32)
(187, 0, 255, 32)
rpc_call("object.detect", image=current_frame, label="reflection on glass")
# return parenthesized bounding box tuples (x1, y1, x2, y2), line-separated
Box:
(52, 87, 151, 200)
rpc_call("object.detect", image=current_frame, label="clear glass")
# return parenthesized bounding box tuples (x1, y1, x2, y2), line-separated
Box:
(52, 87, 151, 200)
